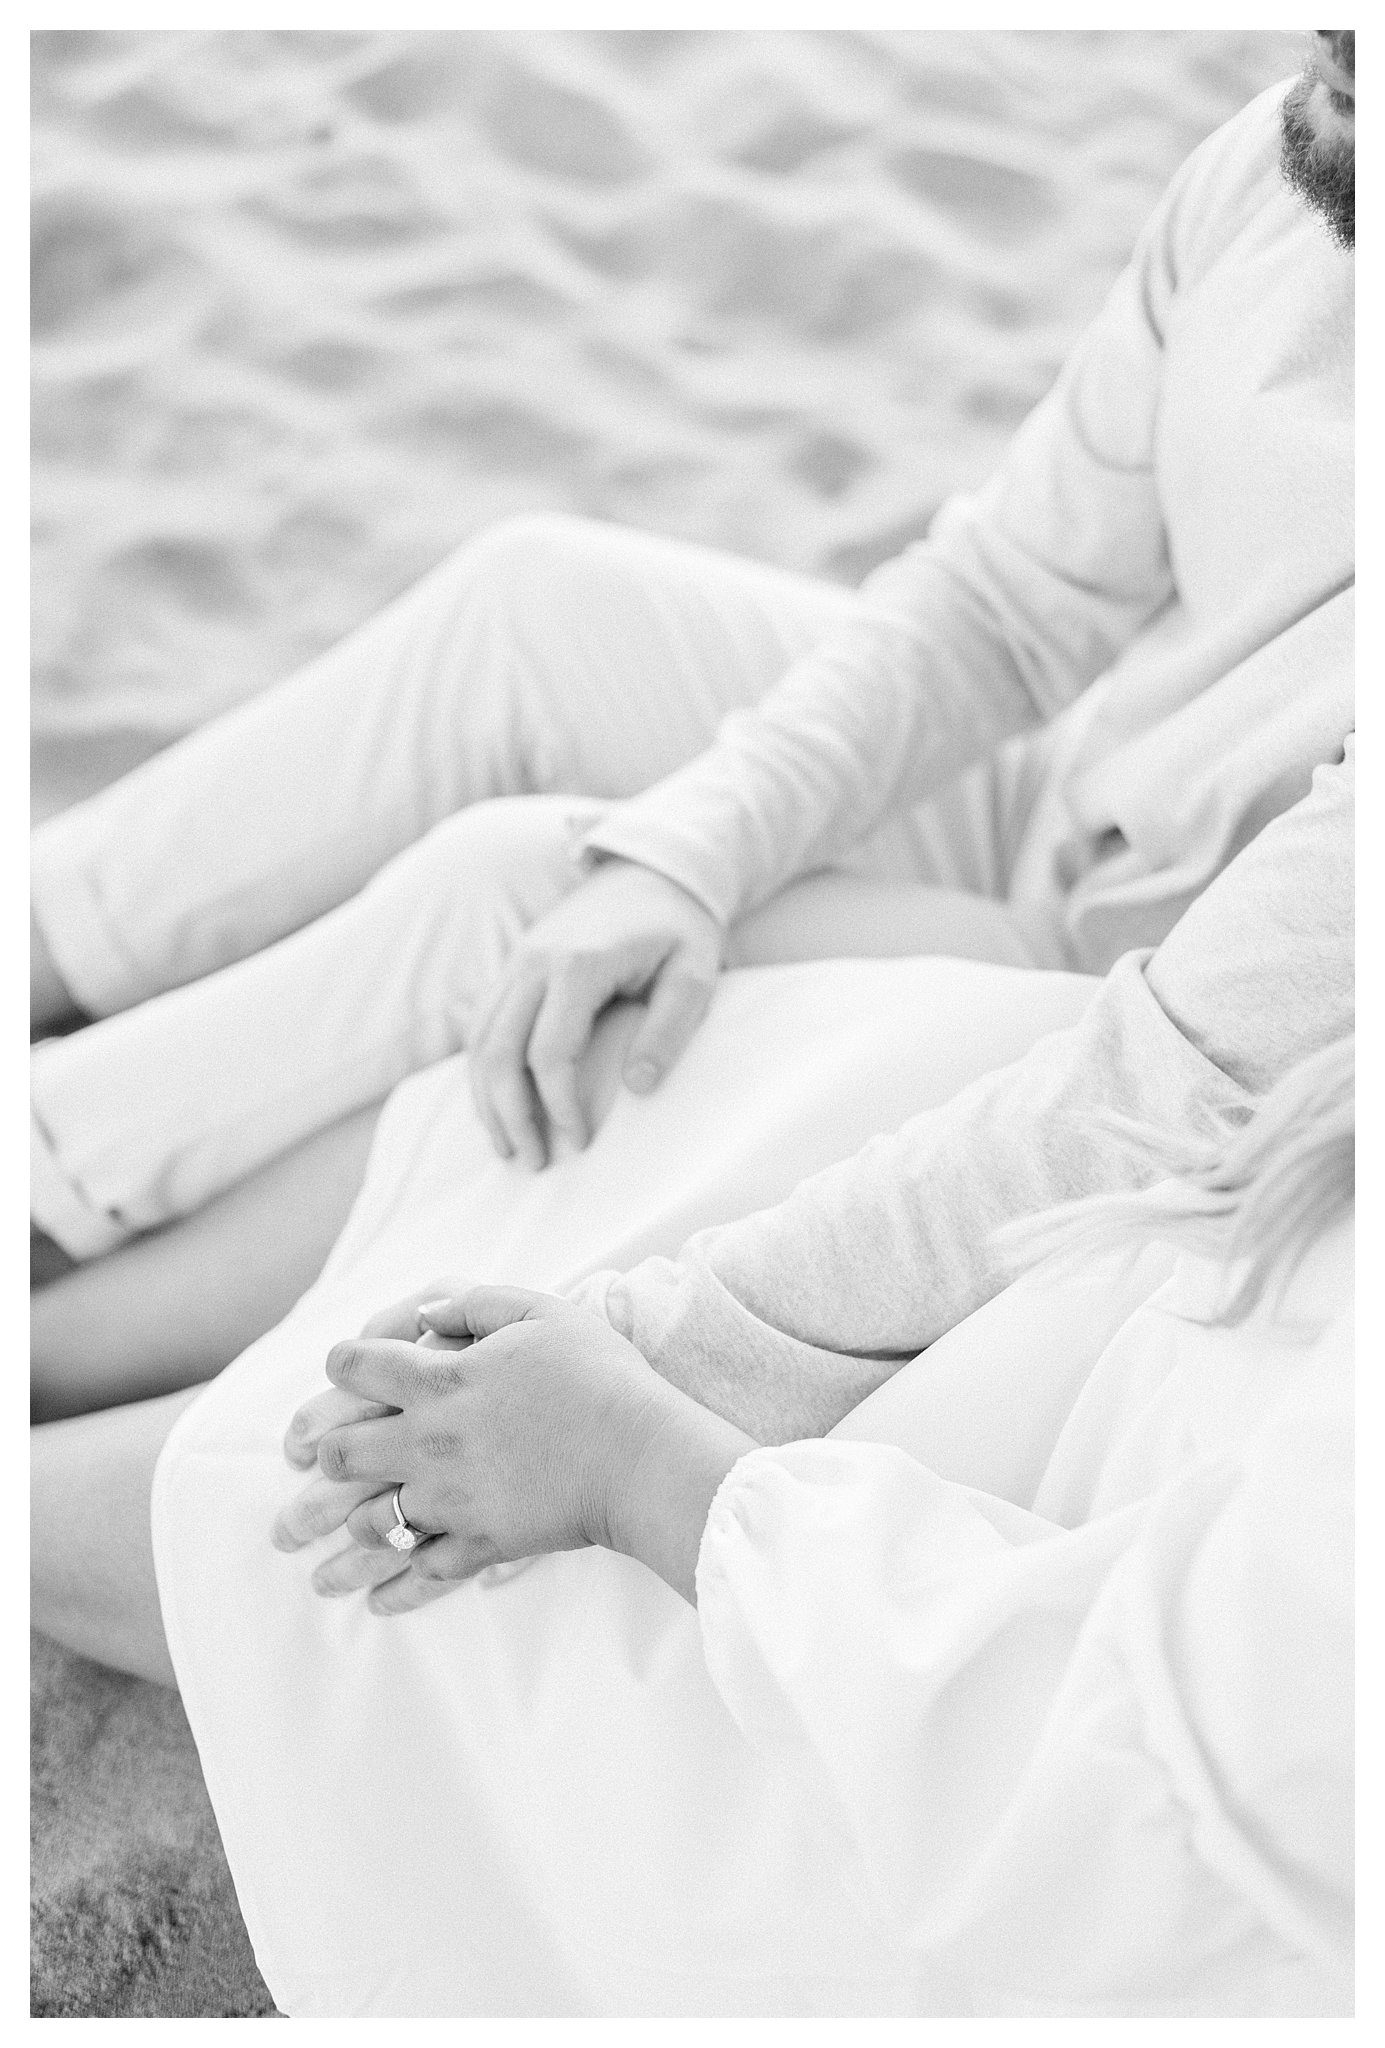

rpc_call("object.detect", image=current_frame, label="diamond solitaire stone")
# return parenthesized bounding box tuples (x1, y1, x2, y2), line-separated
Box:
(386, 1523, 418, 1553)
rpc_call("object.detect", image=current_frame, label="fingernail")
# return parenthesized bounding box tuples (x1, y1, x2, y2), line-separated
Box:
(626, 1060, 658, 1092)
(416, 1298, 450, 1325)
(270, 1523, 296, 1551)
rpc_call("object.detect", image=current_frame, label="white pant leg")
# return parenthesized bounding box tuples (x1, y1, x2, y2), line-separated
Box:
(32, 797, 596, 1254)
(32, 519, 859, 1256)
(31, 514, 855, 1017)
(31, 796, 1046, 1261)
(30, 517, 1058, 1259)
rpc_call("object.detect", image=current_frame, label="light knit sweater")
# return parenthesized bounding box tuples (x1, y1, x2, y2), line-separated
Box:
(570, 744, 1352, 1440)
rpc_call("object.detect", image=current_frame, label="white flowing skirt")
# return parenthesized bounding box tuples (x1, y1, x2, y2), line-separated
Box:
(152, 956, 1099, 2015)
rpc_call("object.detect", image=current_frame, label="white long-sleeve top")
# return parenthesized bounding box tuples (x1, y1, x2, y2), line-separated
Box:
(695, 1211, 1353, 2014)
(581, 84, 1352, 974)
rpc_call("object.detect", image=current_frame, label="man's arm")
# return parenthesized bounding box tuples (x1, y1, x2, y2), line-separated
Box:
(570, 738, 1352, 1441)
(576, 134, 1207, 926)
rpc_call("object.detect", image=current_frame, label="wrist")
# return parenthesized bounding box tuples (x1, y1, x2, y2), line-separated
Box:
(586, 847, 726, 930)
(607, 1381, 755, 1606)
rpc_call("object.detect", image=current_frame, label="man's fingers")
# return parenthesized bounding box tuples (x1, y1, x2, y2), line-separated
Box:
(469, 972, 549, 1170)
(482, 1056, 547, 1172)
(623, 964, 714, 1092)
(283, 1385, 397, 1468)
(526, 971, 604, 1152)
(417, 1284, 563, 1341)
(466, 1057, 516, 1163)
(272, 1474, 381, 1551)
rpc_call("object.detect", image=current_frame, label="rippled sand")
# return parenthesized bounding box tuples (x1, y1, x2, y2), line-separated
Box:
(31, 28, 1298, 822)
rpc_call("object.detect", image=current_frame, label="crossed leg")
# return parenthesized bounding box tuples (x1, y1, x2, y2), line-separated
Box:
(33, 512, 1055, 1267)
(31, 1100, 386, 1683)
(31, 1103, 384, 1425)
(32, 1389, 195, 1686)
(27, 514, 1061, 1681)
(28, 874, 1047, 1680)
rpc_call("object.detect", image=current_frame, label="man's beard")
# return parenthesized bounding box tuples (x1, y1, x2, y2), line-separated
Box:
(1279, 72, 1355, 251)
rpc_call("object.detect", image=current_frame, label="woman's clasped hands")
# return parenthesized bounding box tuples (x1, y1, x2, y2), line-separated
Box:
(272, 1279, 756, 1613)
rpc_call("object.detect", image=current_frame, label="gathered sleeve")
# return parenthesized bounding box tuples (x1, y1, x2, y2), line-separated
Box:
(694, 1310, 1352, 2011)
(575, 119, 1214, 925)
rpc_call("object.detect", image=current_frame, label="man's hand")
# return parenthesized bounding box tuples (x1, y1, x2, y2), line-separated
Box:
(466, 860, 723, 1170)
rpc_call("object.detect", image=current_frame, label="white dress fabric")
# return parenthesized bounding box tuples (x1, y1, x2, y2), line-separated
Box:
(151, 957, 1352, 2016)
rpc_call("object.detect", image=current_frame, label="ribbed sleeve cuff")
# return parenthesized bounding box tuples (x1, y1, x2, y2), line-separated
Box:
(573, 813, 740, 928)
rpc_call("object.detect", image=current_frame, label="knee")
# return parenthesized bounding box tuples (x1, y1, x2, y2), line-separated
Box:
(453, 512, 598, 606)
(353, 798, 593, 1011)
(364, 796, 592, 914)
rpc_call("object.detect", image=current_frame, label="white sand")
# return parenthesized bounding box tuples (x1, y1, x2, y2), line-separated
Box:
(31, 28, 1299, 824)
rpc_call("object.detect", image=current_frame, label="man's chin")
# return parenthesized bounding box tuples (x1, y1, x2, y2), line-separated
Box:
(1280, 73, 1355, 250)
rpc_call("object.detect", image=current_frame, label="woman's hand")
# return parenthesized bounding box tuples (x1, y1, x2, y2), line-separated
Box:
(272, 1278, 474, 1559)
(466, 859, 723, 1171)
(281, 1286, 755, 1615)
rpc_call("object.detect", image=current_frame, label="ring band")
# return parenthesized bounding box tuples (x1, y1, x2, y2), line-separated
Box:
(385, 1486, 424, 1553)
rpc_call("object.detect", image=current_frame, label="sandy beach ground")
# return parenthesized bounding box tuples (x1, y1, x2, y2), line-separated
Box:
(31, 27, 1300, 2017)
(33, 28, 1298, 824)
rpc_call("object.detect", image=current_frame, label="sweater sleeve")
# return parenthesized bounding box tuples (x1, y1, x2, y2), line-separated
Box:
(567, 739, 1351, 1441)
(574, 123, 1205, 924)
(691, 1308, 1352, 2010)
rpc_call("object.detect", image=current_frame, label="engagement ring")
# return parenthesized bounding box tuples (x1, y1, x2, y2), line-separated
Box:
(386, 1487, 423, 1552)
